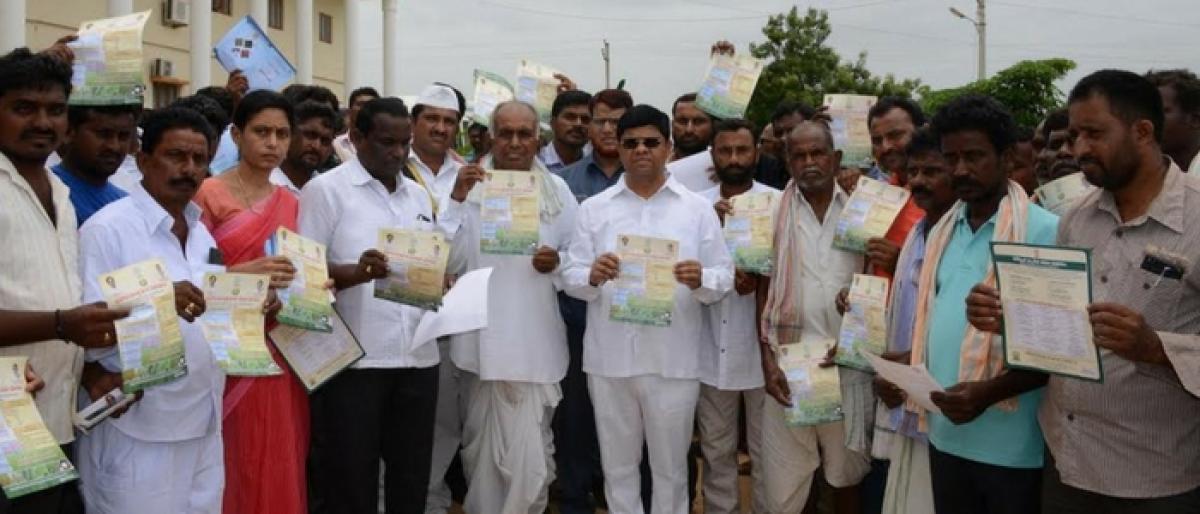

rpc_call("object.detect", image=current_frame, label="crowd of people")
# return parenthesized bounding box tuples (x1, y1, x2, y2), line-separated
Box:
(0, 33, 1198, 514)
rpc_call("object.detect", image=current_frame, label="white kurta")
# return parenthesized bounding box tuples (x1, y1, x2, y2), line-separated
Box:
(77, 184, 226, 513)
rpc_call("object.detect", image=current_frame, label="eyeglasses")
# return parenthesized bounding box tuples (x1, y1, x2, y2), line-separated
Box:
(620, 137, 663, 150)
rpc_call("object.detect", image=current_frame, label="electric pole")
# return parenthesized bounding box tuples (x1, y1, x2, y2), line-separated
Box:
(602, 39, 611, 89)
(949, 0, 986, 81)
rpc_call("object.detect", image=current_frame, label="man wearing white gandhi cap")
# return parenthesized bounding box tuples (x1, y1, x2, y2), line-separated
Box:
(409, 82, 494, 514)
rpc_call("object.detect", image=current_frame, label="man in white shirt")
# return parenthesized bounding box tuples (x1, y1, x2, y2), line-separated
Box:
(0, 46, 131, 513)
(563, 105, 733, 514)
(270, 100, 337, 195)
(300, 97, 464, 513)
(697, 119, 775, 514)
(76, 107, 226, 514)
(331, 86, 380, 164)
(446, 101, 578, 513)
(758, 122, 872, 514)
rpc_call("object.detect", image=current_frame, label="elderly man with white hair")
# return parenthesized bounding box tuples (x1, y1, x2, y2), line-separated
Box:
(443, 100, 578, 513)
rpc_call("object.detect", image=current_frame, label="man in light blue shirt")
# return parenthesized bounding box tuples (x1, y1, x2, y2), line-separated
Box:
(922, 95, 1058, 514)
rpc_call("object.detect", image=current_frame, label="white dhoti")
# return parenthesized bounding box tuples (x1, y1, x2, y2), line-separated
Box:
(696, 384, 766, 514)
(76, 419, 223, 514)
(760, 398, 871, 514)
(460, 379, 561, 514)
(426, 339, 471, 514)
(881, 435, 933, 514)
(588, 374, 700, 514)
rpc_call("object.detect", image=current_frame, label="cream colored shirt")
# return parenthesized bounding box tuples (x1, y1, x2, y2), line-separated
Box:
(0, 153, 85, 444)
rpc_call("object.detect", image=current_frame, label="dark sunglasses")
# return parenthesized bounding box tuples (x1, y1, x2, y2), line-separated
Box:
(620, 137, 663, 150)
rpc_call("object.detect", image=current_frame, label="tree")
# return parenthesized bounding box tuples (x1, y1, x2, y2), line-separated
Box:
(745, 7, 924, 126)
(920, 59, 1077, 128)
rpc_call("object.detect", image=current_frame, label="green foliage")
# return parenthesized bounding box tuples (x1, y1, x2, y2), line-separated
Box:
(746, 7, 924, 127)
(920, 59, 1077, 128)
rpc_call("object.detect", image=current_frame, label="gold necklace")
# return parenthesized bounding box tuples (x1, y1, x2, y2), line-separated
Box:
(230, 167, 264, 213)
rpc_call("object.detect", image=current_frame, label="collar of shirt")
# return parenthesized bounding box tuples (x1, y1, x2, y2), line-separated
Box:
(792, 182, 851, 215)
(610, 172, 690, 202)
(539, 143, 563, 168)
(1095, 159, 1184, 234)
(953, 200, 999, 233)
(128, 181, 204, 236)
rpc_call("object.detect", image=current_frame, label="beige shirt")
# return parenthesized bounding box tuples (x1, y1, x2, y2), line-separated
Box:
(1042, 161, 1200, 498)
(0, 153, 84, 444)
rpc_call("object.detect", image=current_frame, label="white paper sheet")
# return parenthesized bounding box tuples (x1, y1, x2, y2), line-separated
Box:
(864, 353, 944, 414)
(412, 268, 493, 349)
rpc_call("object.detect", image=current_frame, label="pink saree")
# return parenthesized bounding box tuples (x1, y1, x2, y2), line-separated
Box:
(194, 180, 307, 514)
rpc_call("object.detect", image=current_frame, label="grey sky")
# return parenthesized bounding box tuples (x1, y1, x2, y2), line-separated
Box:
(362, 0, 1200, 113)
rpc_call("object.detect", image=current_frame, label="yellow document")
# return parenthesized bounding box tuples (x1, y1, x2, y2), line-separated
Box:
(724, 191, 778, 274)
(200, 272, 280, 376)
(610, 235, 679, 327)
(833, 177, 911, 253)
(0, 357, 79, 499)
(823, 94, 878, 167)
(779, 340, 844, 427)
(98, 258, 187, 393)
(834, 274, 890, 371)
(69, 10, 151, 105)
(696, 54, 764, 119)
(515, 59, 562, 123)
(470, 70, 515, 125)
(375, 228, 450, 310)
(992, 243, 1101, 381)
(481, 170, 541, 255)
(269, 227, 335, 332)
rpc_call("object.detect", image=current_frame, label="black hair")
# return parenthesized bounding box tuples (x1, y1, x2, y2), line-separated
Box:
(140, 107, 216, 154)
(616, 104, 670, 140)
(281, 84, 340, 112)
(0, 47, 72, 99)
(1014, 125, 1034, 143)
(231, 90, 294, 130)
(194, 86, 235, 119)
(868, 96, 927, 129)
(348, 87, 381, 108)
(411, 83, 466, 122)
(355, 97, 409, 137)
(1068, 69, 1164, 143)
(770, 101, 816, 124)
(672, 92, 699, 116)
(170, 95, 229, 135)
(551, 90, 592, 118)
(467, 122, 488, 134)
(67, 104, 140, 129)
(293, 100, 337, 130)
(1145, 69, 1200, 116)
(905, 126, 941, 158)
(710, 118, 757, 144)
(1042, 108, 1069, 140)
(589, 89, 633, 115)
(931, 94, 1018, 153)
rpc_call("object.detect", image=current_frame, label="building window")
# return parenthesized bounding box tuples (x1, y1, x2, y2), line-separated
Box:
(153, 83, 181, 109)
(268, 0, 284, 29)
(318, 13, 333, 44)
(213, 0, 232, 15)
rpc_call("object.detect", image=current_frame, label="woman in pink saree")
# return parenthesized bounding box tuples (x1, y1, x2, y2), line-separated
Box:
(194, 91, 308, 514)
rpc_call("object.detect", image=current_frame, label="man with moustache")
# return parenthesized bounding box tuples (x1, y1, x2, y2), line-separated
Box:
(697, 118, 775, 514)
(539, 90, 592, 173)
(670, 93, 714, 162)
(0, 46, 130, 514)
(552, 87, 633, 514)
(77, 107, 230, 513)
(53, 103, 140, 225)
(907, 95, 1057, 514)
(970, 70, 1200, 512)
(758, 122, 871, 514)
(270, 100, 337, 194)
(446, 100, 578, 513)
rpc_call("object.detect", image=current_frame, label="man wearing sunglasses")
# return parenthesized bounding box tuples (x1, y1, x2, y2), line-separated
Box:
(563, 104, 734, 514)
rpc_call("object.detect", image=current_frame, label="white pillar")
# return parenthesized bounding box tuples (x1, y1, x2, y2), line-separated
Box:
(190, 0, 212, 92)
(344, 0, 363, 98)
(250, 0, 269, 28)
(107, 0, 134, 16)
(0, 1, 26, 54)
(296, 0, 313, 84)
(383, 0, 401, 97)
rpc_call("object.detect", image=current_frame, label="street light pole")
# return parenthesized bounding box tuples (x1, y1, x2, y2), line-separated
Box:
(602, 39, 611, 89)
(950, 0, 986, 81)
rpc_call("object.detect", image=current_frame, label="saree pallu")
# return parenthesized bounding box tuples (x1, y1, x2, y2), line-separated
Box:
(196, 182, 308, 514)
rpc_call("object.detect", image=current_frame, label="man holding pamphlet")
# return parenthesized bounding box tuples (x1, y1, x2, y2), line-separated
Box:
(444, 100, 578, 513)
(563, 105, 732, 514)
(969, 70, 1200, 511)
(299, 97, 465, 513)
(76, 107, 230, 514)
(757, 122, 871, 514)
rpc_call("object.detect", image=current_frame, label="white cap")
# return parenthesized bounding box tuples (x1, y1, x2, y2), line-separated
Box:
(415, 84, 460, 113)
